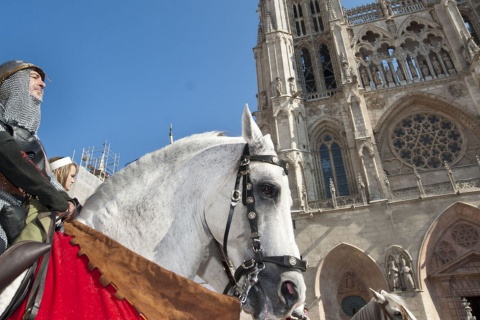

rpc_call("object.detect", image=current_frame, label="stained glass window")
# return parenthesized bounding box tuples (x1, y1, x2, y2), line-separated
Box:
(391, 113, 463, 169)
(319, 134, 349, 197)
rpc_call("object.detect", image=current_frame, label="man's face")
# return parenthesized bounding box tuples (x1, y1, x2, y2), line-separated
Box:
(29, 70, 46, 100)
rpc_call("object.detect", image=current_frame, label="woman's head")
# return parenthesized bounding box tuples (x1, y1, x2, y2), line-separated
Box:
(49, 157, 78, 191)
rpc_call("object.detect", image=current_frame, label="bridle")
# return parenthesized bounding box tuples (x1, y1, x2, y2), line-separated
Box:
(219, 144, 307, 304)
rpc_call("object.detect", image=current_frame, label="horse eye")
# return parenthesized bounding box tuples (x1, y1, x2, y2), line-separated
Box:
(259, 184, 277, 198)
(394, 311, 401, 316)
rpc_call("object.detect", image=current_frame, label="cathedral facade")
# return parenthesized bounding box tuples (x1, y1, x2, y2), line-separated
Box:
(252, 0, 480, 318)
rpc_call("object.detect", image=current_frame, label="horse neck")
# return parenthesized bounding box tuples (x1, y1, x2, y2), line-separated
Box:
(353, 300, 384, 320)
(79, 133, 245, 278)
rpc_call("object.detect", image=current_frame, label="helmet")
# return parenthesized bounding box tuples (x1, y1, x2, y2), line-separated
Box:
(0, 60, 45, 87)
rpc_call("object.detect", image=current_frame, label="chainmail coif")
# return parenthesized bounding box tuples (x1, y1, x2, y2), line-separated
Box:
(0, 68, 41, 134)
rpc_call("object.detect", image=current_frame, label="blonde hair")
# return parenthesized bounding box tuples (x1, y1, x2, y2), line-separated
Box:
(48, 156, 79, 189)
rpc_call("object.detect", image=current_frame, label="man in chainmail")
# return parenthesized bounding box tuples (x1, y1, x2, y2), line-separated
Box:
(0, 60, 73, 254)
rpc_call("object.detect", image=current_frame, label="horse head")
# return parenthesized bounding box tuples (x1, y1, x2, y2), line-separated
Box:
(204, 105, 306, 319)
(78, 105, 306, 320)
(369, 289, 417, 320)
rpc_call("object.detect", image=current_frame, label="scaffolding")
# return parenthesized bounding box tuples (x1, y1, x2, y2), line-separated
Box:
(79, 141, 120, 181)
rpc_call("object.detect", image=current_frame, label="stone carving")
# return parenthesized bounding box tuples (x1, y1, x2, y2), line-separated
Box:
(367, 94, 386, 110)
(399, 255, 415, 290)
(385, 249, 417, 291)
(443, 53, 454, 69)
(448, 83, 467, 97)
(408, 58, 418, 79)
(372, 66, 383, 86)
(384, 65, 394, 83)
(467, 36, 480, 56)
(420, 61, 430, 77)
(379, 0, 393, 18)
(387, 255, 400, 291)
(360, 68, 370, 87)
(451, 223, 479, 248)
(261, 91, 268, 110)
(432, 56, 442, 75)
(462, 33, 480, 63)
(341, 56, 353, 83)
(386, 19, 397, 35)
(338, 272, 368, 294)
(435, 240, 457, 265)
(396, 66, 405, 81)
(324, 104, 338, 116)
(308, 107, 322, 116)
(285, 152, 300, 164)
(288, 77, 296, 95)
(274, 77, 283, 96)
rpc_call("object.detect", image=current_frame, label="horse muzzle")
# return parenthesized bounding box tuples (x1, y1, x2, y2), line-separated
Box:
(242, 269, 306, 320)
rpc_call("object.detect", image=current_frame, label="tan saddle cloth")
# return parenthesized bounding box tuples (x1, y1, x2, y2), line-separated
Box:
(64, 221, 241, 320)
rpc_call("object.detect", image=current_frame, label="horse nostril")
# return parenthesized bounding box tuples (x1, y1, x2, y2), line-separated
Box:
(281, 281, 298, 309)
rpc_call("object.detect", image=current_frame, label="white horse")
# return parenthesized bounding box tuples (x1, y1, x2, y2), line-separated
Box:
(72, 105, 306, 319)
(352, 289, 417, 320)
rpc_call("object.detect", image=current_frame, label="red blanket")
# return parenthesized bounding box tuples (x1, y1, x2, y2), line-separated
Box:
(9, 232, 142, 320)
(9, 222, 240, 320)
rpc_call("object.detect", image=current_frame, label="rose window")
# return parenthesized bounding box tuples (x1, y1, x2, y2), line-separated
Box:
(452, 223, 479, 248)
(391, 113, 463, 169)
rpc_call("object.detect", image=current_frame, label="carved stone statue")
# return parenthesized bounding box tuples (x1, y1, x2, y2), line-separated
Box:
(342, 57, 353, 82)
(261, 91, 268, 109)
(379, 0, 392, 17)
(443, 53, 454, 69)
(399, 255, 415, 290)
(420, 61, 430, 77)
(432, 56, 442, 75)
(387, 256, 400, 291)
(384, 65, 394, 83)
(372, 66, 383, 86)
(360, 68, 370, 87)
(396, 66, 405, 81)
(408, 59, 418, 79)
(275, 77, 283, 96)
(288, 77, 296, 95)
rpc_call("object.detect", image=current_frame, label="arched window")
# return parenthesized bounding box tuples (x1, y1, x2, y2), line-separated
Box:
(319, 44, 337, 90)
(319, 134, 348, 198)
(310, 1, 324, 33)
(293, 3, 306, 36)
(300, 48, 317, 93)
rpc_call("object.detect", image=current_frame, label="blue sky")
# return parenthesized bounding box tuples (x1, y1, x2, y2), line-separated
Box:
(1, 0, 367, 169)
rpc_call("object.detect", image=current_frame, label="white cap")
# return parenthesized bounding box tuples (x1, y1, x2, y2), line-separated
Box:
(49, 157, 73, 171)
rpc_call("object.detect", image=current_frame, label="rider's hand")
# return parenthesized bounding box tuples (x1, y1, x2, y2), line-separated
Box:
(57, 201, 77, 222)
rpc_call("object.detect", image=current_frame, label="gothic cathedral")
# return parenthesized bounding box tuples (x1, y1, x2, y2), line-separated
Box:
(252, 0, 480, 318)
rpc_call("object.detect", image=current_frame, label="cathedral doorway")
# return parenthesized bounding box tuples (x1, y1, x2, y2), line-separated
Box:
(465, 296, 480, 318)
(419, 202, 480, 319)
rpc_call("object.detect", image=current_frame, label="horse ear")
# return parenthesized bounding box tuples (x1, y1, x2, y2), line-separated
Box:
(369, 288, 386, 303)
(242, 104, 275, 154)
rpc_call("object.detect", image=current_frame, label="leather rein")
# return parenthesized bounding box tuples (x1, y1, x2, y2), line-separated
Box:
(219, 144, 307, 304)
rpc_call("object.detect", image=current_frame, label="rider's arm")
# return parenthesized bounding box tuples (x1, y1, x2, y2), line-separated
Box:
(0, 131, 69, 212)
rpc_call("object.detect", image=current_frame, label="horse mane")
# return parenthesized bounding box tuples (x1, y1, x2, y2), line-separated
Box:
(352, 291, 408, 320)
(352, 299, 383, 320)
(82, 131, 242, 210)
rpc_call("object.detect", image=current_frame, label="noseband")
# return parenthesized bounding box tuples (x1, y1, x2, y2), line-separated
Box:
(220, 144, 307, 304)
